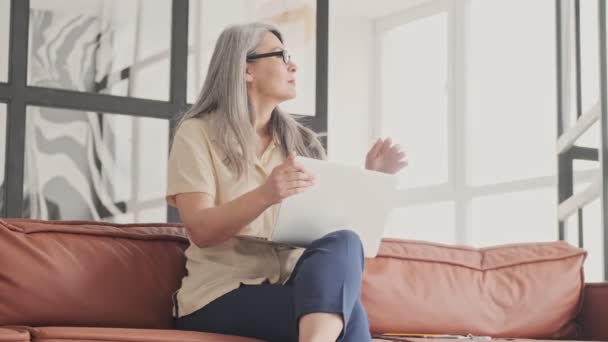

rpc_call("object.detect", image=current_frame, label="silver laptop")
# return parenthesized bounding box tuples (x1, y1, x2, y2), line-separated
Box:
(240, 157, 398, 258)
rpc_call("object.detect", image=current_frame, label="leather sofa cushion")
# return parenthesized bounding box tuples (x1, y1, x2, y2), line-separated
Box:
(0, 219, 189, 329)
(0, 328, 29, 342)
(27, 327, 262, 342)
(362, 239, 586, 339)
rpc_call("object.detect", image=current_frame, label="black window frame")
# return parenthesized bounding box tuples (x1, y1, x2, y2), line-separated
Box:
(556, 0, 608, 279)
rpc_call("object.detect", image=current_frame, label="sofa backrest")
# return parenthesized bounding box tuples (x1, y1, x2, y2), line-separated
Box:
(0, 219, 189, 329)
(0, 219, 589, 340)
(361, 238, 587, 339)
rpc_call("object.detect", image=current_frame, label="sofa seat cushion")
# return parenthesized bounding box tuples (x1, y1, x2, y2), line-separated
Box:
(28, 327, 262, 342)
(362, 239, 586, 340)
(0, 328, 29, 342)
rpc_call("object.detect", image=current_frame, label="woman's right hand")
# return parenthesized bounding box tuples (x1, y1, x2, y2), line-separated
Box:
(257, 152, 315, 205)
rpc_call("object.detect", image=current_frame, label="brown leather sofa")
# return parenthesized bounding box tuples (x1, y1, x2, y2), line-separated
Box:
(0, 218, 606, 342)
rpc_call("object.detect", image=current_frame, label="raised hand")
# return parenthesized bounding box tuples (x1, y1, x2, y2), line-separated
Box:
(365, 138, 408, 175)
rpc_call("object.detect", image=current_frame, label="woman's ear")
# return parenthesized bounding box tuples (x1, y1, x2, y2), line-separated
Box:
(245, 65, 254, 82)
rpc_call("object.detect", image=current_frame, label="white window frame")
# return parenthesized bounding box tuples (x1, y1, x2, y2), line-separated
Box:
(373, 0, 597, 246)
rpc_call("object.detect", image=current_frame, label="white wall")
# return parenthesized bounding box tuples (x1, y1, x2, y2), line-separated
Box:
(326, 13, 375, 167)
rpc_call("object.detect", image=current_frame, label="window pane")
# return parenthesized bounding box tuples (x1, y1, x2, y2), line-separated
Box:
(581, 198, 604, 282)
(23, 106, 169, 223)
(576, 120, 600, 149)
(380, 13, 448, 189)
(565, 0, 578, 127)
(27, 0, 171, 101)
(0, 0, 8, 82)
(384, 201, 455, 244)
(470, 188, 558, 247)
(573, 163, 600, 196)
(187, 0, 317, 116)
(572, 121, 600, 193)
(0, 103, 5, 214)
(467, 0, 556, 185)
(564, 210, 580, 247)
(580, 0, 600, 117)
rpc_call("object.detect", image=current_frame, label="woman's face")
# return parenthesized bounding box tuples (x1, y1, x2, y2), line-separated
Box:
(246, 32, 297, 103)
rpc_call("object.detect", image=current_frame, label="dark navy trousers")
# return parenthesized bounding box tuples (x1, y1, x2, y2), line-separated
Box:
(175, 229, 372, 342)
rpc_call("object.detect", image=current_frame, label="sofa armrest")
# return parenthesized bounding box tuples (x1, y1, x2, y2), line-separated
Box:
(577, 282, 608, 341)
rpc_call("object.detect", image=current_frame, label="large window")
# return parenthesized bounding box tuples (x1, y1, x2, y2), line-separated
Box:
(467, 0, 556, 187)
(378, 11, 448, 190)
(385, 201, 455, 244)
(376, 1, 451, 244)
(377, 0, 559, 248)
(470, 189, 557, 246)
(466, 0, 557, 246)
(378, 0, 606, 280)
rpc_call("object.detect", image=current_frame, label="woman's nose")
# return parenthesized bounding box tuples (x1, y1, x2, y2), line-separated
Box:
(288, 61, 297, 72)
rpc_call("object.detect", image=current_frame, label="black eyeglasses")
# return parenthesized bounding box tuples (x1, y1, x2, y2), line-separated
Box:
(246, 50, 292, 64)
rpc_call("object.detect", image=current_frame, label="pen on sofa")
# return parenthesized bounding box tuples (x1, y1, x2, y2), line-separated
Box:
(466, 334, 492, 340)
(378, 333, 492, 340)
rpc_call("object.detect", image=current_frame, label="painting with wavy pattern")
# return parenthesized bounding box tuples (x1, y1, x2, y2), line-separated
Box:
(21, 4, 137, 221)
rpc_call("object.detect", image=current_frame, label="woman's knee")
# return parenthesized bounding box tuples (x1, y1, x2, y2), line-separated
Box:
(332, 229, 362, 245)
(317, 229, 364, 258)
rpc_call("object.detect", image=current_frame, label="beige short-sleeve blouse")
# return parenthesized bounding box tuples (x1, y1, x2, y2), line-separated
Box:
(166, 116, 304, 317)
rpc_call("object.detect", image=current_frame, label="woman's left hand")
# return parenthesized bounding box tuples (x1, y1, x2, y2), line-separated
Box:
(365, 138, 408, 174)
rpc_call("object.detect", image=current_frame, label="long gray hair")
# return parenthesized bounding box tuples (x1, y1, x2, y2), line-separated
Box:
(174, 22, 326, 178)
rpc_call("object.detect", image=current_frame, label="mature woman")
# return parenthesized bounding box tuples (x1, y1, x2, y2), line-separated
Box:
(166, 22, 407, 342)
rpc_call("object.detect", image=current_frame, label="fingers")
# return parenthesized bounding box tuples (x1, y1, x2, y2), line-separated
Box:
(283, 151, 306, 172)
(271, 153, 316, 199)
(284, 186, 309, 197)
(280, 175, 315, 199)
(379, 138, 392, 155)
(271, 153, 314, 179)
(285, 179, 315, 189)
(283, 171, 315, 194)
(376, 138, 406, 157)
(391, 148, 408, 171)
(367, 138, 383, 158)
(265, 152, 318, 203)
(284, 170, 315, 182)
(384, 137, 393, 148)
